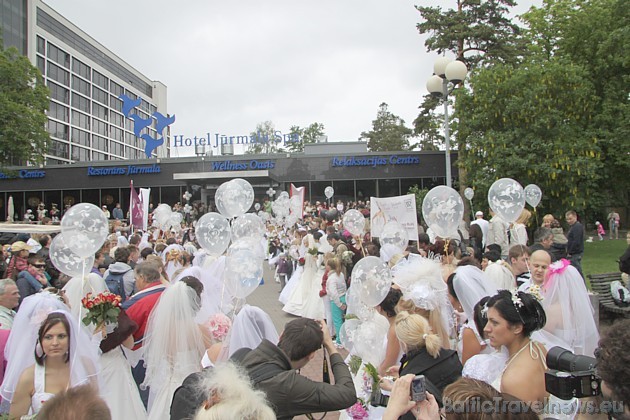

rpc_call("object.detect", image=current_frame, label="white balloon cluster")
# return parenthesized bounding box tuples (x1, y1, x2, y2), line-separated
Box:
(195, 179, 266, 299)
(153, 204, 184, 232)
(51, 203, 108, 277)
(340, 256, 392, 366)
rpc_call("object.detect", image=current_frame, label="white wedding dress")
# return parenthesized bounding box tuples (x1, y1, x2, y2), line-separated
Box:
(100, 346, 147, 420)
(282, 252, 325, 319)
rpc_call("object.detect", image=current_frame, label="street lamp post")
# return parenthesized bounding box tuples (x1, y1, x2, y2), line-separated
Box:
(426, 57, 468, 188)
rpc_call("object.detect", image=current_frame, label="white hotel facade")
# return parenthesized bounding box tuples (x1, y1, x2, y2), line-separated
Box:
(1, 0, 170, 164)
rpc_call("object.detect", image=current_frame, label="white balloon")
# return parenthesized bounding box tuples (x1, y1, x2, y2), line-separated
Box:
(353, 319, 389, 366)
(50, 233, 95, 277)
(488, 178, 526, 223)
(380, 221, 409, 255)
(254, 203, 261, 211)
(345, 285, 373, 321)
(422, 186, 464, 239)
(224, 248, 263, 299)
(289, 196, 302, 217)
(342, 209, 365, 236)
(338, 318, 360, 352)
(324, 186, 334, 199)
(524, 184, 542, 208)
(196, 212, 231, 256)
(350, 256, 392, 307)
(231, 213, 265, 242)
(215, 178, 254, 218)
(60, 203, 109, 258)
(464, 187, 474, 201)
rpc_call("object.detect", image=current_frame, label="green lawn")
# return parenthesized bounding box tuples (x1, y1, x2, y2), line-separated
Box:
(582, 234, 627, 278)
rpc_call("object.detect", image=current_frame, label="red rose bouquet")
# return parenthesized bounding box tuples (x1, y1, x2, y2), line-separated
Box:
(298, 257, 306, 266)
(81, 291, 122, 328)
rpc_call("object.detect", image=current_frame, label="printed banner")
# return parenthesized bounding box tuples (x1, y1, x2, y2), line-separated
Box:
(129, 181, 144, 230)
(290, 184, 305, 217)
(139, 188, 151, 231)
(370, 194, 418, 239)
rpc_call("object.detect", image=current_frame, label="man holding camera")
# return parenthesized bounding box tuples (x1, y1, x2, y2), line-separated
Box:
(241, 318, 356, 419)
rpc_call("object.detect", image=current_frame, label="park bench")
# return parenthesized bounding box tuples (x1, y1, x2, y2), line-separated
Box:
(588, 272, 630, 319)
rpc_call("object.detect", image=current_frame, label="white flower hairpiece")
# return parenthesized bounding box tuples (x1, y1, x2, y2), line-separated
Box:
(511, 289, 524, 308)
(481, 302, 489, 318)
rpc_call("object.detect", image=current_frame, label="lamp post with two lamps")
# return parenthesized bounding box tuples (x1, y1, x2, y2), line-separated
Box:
(426, 57, 468, 188)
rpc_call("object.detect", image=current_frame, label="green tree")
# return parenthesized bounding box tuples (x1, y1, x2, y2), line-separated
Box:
(457, 60, 602, 214)
(522, 0, 630, 209)
(285, 122, 325, 153)
(246, 121, 279, 155)
(0, 42, 50, 167)
(408, 185, 429, 224)
(359, 103, 413, 152)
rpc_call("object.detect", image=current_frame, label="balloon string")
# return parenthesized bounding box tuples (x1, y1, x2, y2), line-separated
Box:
(468, 199, 475, 221)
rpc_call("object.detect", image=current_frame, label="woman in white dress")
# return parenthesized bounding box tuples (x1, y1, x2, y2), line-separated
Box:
(4, 308, 100, 419)
(282, 234, 325, 319)
(141, 279, 207, 420)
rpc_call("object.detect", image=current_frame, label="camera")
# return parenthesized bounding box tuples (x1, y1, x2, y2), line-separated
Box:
(370, 390, 389, 407)
(545, 346, 601, 400)
(411, 375, 426, 402)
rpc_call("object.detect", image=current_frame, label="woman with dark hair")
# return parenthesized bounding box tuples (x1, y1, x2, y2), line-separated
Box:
(7, 310, 100, 418)
(376, 287, 403, 376)
(484, 290, 548, 404)
(468, 224, 484, 263)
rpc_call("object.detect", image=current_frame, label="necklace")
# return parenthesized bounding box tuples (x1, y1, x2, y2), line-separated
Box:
(506, 339, 532, 365)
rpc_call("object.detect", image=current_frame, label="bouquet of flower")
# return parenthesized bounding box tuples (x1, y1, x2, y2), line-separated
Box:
(298, 257, 305, 266)
(342, 250, 354, 266)
(204, 313, 232, 342)
(346, 399, 369, 419)
(307, 247, 319, 256)
(81, 292, 122, 328)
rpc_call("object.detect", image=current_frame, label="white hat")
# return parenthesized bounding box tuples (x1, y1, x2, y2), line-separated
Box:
(475, 211, 483, 217)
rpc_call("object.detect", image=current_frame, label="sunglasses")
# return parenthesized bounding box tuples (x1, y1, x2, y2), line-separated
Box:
(33, 264, 46, 268)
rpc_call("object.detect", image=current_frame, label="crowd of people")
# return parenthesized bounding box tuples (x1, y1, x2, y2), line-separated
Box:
(0, 199, 626, 420)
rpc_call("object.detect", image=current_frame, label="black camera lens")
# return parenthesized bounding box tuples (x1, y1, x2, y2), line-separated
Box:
(547, 347, 597, 372)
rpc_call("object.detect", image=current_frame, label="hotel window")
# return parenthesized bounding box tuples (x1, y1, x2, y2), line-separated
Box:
(47, 121, 68, 140)
(92, 86, 108, 106)
(72, 75, 90, 96)
(71, 93, 90, 113)
(49, 140, 69, 159)
(93, 119, 108, 136)
(378, 179, 401, 198)
(47, 43, 70, 68)
(71, 145, 90, 161)
(111, 126, 123, 142)
(72, 58, 90, 80)
(37, 56, 45, 76)
(111, 112, 123, 128)
(93, 135, 108, 152)
(92, 102, 108, 121)
(49, 102, 69, 123)
(71, 110, 90, 130)
(92, 70, 108, 90)
(71, 128, 90, 147)
(110, 141, 123, 156)
(93, 151, 107, 161)
(37, 36, 45, 54)
(110, 95, 122, 113)
(48, 81, 69, 104)
(47, 61, 69, 86)
(110, 81, 124, 97)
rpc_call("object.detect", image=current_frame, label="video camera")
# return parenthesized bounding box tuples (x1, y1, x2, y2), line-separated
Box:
(545, 346, 600, 400)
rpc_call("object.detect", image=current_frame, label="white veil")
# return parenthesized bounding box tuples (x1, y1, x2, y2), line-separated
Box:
(1, 295, 100, 403)
(393, 257, 454, 337)
(453, 265, 498, 324)
(141, 281, 206, 392)
(541, 260, 599, 356)
(227, 305, 279, 358)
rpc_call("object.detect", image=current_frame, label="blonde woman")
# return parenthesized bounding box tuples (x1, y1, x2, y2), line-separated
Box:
(389, 311, 462, 411)
(145, 255, 170, 285)
(510, 209, 531, 246)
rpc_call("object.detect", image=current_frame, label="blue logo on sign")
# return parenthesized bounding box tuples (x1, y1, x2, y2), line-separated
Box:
(119, 95, 176, 158)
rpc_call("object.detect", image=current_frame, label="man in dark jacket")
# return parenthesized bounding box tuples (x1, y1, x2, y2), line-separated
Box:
(241, 318, 356, 419)
(565, 210, 585, 280)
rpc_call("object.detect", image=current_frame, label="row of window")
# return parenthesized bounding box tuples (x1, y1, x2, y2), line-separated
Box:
(48, 138, 148, 161)
(35, 9, 153, 97)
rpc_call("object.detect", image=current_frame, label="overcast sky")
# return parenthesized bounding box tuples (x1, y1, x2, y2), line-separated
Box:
(45, 0, 541, 157)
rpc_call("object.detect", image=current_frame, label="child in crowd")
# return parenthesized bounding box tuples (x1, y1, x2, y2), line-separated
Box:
(595, 221, 606, 241)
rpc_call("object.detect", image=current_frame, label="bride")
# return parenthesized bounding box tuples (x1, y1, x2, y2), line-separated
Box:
(282, 233, 325, 319)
